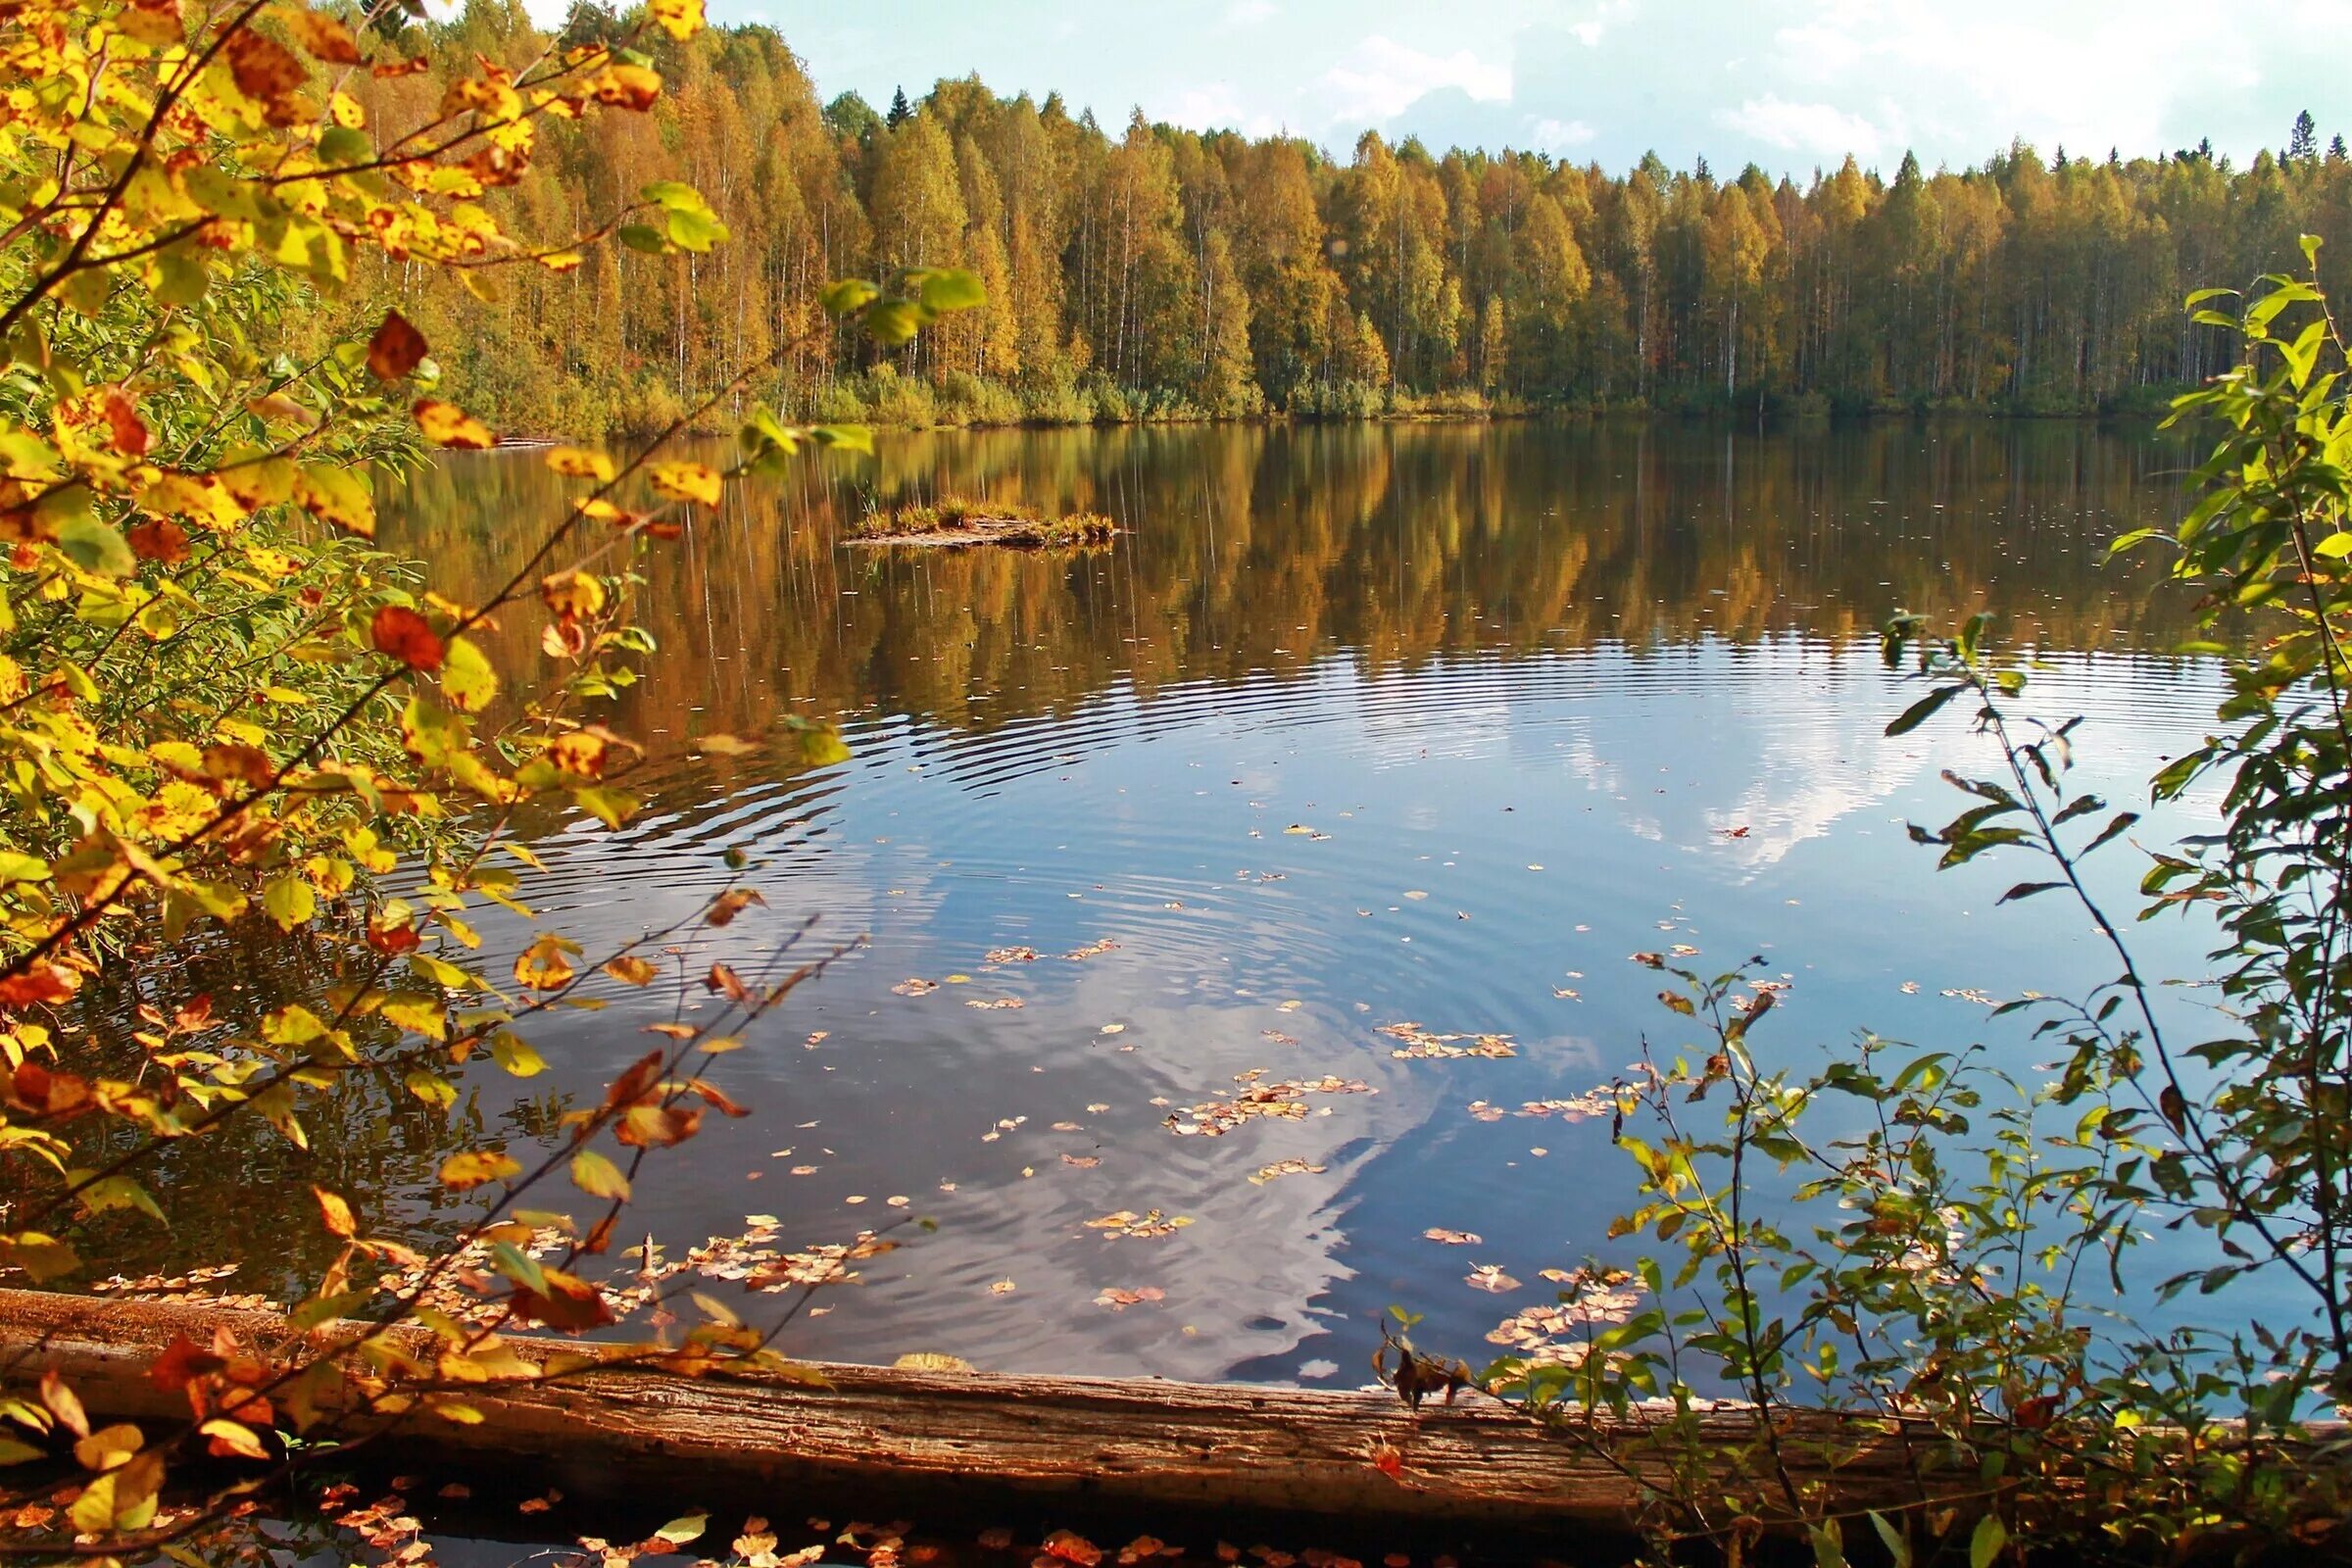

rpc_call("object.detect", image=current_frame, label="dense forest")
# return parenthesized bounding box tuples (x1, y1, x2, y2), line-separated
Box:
(365, 0, 2352, 433)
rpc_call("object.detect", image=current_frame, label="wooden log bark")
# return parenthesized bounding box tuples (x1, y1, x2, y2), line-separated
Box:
(0, 1287, 1940, 1533)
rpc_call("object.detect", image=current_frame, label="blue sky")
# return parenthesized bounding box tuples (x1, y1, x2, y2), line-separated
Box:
(704, 0, 2345, 179)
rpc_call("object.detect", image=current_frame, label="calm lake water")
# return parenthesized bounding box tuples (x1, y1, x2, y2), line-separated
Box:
(359, 419, 2233, 1384)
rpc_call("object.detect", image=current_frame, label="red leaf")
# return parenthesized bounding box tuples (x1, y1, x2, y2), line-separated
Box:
(370, 606, 445, 671)
(99, 388, 151, 457)
(147, 1334, 227, 1393)
(367, 312, 429, 381)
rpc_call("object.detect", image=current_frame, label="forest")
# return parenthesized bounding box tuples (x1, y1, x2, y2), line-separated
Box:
(367, 0, 2352, 434)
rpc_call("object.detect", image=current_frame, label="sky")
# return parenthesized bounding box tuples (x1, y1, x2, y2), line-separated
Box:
(690, 0, 2349, 180)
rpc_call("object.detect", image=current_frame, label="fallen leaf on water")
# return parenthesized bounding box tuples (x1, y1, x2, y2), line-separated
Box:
(1093, 1286, 1166, 1311)
(1716, 825, 1751, 839)
(985, 947, 1039, 964)
(789, 1165, 817, 1175)
(1250, 1158, 1327, 1185)
(805, 1031, 829, 1048)
(967, 997, 1025, 1010)
(1061, 1153, 1101, 1168)
(1087, 1102, 1111, 1113)
(1465, 1101, 1505, 1122)
(1042, 1533, 1102, 1568)
(1064, 938, 1119, 960)
(1084, 1209, 1194, 1239)
(896, 1351, 973, 1373)
(1099, 1023, 1125, 1035)
(990, 1280, 1016, 1295)
(891, 978, 939, 997)
(1401, 890, 1428, 901)
(1424, 1228, 1482, 1246)
(1261, 1030, 1298, 1045)
(978, 1530, 1015, 1551)
(1381, 1021, 1515, 1060)
(1465, 1264, 1522, 1293)
(1165, 1075, 1373, 1137)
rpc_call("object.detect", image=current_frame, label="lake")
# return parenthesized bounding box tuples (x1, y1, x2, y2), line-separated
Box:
(359, 418, 2230, 1386)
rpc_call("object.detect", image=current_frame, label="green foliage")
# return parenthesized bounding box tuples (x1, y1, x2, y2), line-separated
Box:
(1464, 244, 2352, 1558)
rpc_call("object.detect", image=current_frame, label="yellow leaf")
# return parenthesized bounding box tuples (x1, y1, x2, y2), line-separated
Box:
(414, 399, 496, 450)
(649, 0, 703, 37)
(570, 1149, 630, 1200)
(294, 464, 374, 537)
(603, 955, 659, 986)
(440, 635, 499, 712)
(648, 462, 721, 507)
(439, 1151, 522, 1190)
(199, 1419, 270, 1459)
(544, 447, 614, 482)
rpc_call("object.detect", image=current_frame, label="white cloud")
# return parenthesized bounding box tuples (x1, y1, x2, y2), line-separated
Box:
(1530, 117, 1596, 154)
(1715, 94, 1886, 164)
(1223, 0, 1278, 24)
(1319, 35, 1510, 125)
(1162, 81, 1284, 138)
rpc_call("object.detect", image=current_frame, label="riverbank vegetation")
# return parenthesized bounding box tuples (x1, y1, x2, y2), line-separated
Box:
(852, 496, 1118, 549)
(307, 3, 2352, 434)
(1, 0, 2349, 1557)
(1436, 255, 2352, 1562)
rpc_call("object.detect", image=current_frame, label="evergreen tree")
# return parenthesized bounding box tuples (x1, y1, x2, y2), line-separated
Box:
(886, 85, 911, 127)
(2289, 109, 2320, 162)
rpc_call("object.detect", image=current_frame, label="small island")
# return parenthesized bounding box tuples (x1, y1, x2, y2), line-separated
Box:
(851, 495, 1119, 549)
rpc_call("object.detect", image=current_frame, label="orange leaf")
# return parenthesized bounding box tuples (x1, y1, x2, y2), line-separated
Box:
(604, 1048, 664, 1110)
(282, 6, 363, 64)
(311, 1187, 356, 1239)
(225, 28, 308, 104)
(371, 605, 445, 670)
(126, 515, 188, 564)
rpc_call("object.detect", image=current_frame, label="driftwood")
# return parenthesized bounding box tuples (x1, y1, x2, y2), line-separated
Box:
(0, 1287, 1941, 1534)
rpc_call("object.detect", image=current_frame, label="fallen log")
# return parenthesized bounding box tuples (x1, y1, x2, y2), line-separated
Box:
(0, 1287, 1938, 1534)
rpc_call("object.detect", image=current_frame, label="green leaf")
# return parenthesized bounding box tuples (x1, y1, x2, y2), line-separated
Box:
(819, 278, 878, 315)
(810, 423, 873, 455)
(2313, 530, 2352, 560)
(0, 851, 47, 882)
(1868, 1511, 1912, 1568)
(1969, 1514, 2007, 1568)
(914, 268, 986, 313)
(664, 204, 728, 253)
(1885, 684, 1959, 737)
(318, 125, 371, 166)
(617, 223, 668, 255)
(862, 298, 927, 346)
(56, 514, 134, 578)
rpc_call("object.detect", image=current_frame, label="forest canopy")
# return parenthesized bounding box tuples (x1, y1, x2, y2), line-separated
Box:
(375, 1, 2352, 435)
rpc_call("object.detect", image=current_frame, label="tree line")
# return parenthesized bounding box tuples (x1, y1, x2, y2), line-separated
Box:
(368, 0, 2352, 433)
